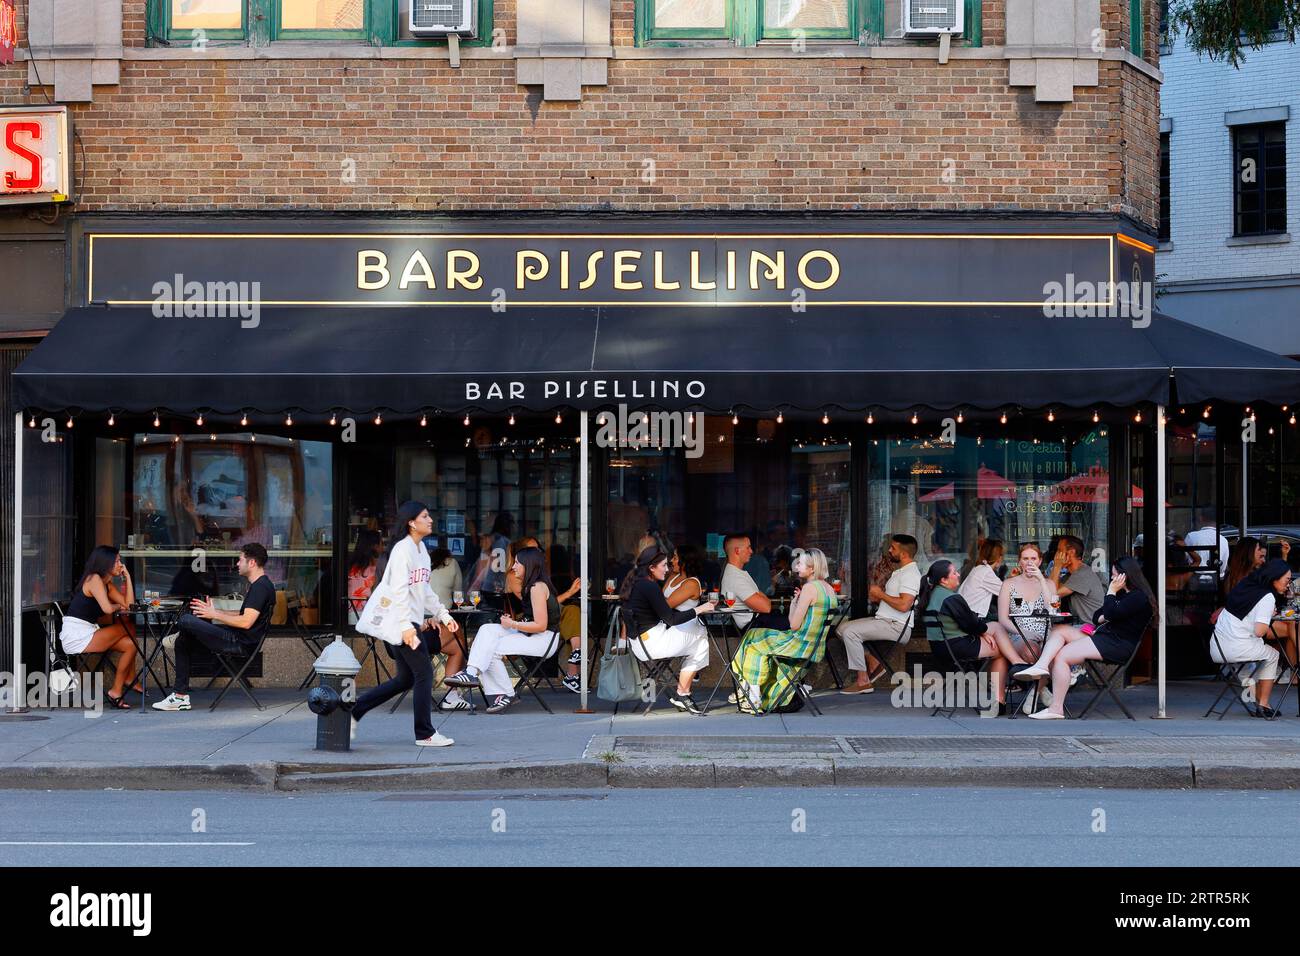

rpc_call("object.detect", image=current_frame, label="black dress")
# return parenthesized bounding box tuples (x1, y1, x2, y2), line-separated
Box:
(1088, 590, 1153, 662)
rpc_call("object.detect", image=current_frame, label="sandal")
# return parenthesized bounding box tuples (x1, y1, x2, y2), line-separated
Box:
(105, 692, 132, 710)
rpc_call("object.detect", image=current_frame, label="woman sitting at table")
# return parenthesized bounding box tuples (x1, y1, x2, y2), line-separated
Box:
(1014, 556, 1156, 720)
(444, 546, 563, 714)
(618, 545, 715, 715)
(997, 542, 1057, 711)
(925, 560, 1026, 716)
(1222, 538, 1295, 672)
(62, 545, 141, 710)
(730, 548, 836, 715)
(1207, 559, 1292, 719)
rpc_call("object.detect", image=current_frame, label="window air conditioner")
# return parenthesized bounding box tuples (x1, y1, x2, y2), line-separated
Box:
(409, 0, 477, 37)
(903, 0, 963, 36)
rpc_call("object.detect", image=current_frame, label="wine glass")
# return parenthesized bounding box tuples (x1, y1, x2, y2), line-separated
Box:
(605, 579, 616, 596)
(470, 590, 481, 608)
(831, 579, 842, 595)
(724, 591, 736, 608)
(453, 590, 464, 609)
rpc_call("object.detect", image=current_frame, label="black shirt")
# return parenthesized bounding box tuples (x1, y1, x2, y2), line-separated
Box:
(240, 575, 277, 646)
(623, 578, 698, 637)
(1092, 590, 1152, 645)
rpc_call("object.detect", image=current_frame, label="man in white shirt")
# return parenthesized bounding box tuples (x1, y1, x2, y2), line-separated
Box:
(720, 534, 787, 631)
(837, 534, 921, 694)
(1185, 508, 1230, 577)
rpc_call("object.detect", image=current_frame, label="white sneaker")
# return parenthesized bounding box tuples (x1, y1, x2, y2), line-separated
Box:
(1040, 686, 1053, 706)
(416, 732, 455, 747)
(151, 692, 190, 711)
(1027, 709, 1065, 720)
(162, 632, 179, 650)
(1015, 664, 1049, 681)
(1021, 690, 1039, 715)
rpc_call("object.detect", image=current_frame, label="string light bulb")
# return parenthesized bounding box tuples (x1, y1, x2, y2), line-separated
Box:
(66, 415, 73, 429)
(732, 412, 739, 426)
(240, 412, 248, 427)
(27, 414, 34, 428)
(776, 411, 784, 424)
(420, 412, 428, 427)
(153, 412, 161, 428)
(108, 412, 115, 427)
(1000, 411, 1007, 425)
(867, 412, 874, 425)
(822, 412, 830, 425)
(554, 412, 562, 425)
(956, 410, 963, 424)
(687, 413, 694, 425)
(329, 412, 337, 426)
(1291, 411, 1298, 426)
(1092, 410, 1100, 423)
(374, 412, 382, 426)
(1047, 409, 1055, 422)
(285, 412, 293, 426)
(463, 413, 470, 426)
(1134, 409, 1142, 423)
(508, 412, 515, 426)
(196, 413, 204, 427)
(911, 411, 919, 425)
(1203, 405, 1211, 419)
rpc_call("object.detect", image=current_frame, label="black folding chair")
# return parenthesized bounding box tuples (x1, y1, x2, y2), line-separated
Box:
(760, 612, 842, 717)
(821, 605, 851, 689)
(1076, 626, 1149, 720)
(501, 631, 563, 713)
(203, 631, 271, 712)
(286, 589, 331, 691)
(1204, 629, 1271, 720)
(616, 608, 685, 715)
(923, 610, 993, 718)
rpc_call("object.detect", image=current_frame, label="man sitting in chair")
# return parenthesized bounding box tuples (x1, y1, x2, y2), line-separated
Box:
(153, 543, 277, 712)
(836, 534, 921, 694)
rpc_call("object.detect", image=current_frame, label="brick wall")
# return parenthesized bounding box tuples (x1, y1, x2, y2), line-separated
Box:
(2, 0, 1162, 228)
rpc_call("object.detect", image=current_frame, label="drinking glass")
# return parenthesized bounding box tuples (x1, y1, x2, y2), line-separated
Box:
(708, 590, 720, 603)
(831, 579, 842, 594)
(470, 591, 481, 608)
(453, 590, 464, 608)
(724, 591, 736, 608)
(605, 579, 616, 596)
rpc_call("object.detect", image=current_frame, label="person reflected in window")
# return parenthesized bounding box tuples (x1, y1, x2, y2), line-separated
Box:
(347, 529, 383, 607)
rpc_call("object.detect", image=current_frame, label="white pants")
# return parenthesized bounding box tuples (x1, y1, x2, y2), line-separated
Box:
(837, 616, 910, 672)
(468, 623, 558, 697)
(1212, 638, 1280, 682)
(630, 622, 710, 673)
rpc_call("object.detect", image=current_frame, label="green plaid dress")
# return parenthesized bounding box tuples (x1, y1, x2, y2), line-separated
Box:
(730, 581, 837, 712)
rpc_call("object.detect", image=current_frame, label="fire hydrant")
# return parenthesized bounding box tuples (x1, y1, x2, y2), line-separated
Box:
(308, 636, 362, 752)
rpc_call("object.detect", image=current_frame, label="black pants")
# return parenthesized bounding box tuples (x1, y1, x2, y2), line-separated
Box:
(351, 630, 434, 740)
(172, 613, 254, 693)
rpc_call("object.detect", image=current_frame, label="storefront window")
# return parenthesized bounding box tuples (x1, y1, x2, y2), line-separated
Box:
(604, 417, 851, 594)
(21, 425, 74, 608)
(117, 433, 333, 622)
(867, 428, 1111, 577)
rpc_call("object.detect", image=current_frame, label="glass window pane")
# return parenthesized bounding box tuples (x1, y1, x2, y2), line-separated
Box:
(655, 0, 727, 29)
(764, 0, 849, 30)
(21, 426, 74, 608)
(281, 0, 364, 30)
(171, 0, 242, 30)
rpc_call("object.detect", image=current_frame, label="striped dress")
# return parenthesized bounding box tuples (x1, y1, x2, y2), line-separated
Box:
(730, 581, 837, 712)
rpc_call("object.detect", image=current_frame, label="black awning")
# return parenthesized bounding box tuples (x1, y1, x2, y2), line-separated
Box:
(14, 305, 1300, 415)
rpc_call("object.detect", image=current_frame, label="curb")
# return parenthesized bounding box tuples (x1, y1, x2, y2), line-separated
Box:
(1, 756, 1298, 791)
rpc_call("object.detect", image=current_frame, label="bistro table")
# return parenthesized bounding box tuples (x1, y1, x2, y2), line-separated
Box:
(697, 606, 749, 714)
(1006, 608, 1074, 719)
(129, 600, 184, 714)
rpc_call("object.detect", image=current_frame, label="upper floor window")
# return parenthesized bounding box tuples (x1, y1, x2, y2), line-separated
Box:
(637, 0, 980, 46)
(1232, 122, 1287, 237)
(1159, 130, 1170, 242)
(154, 0, 492, 45)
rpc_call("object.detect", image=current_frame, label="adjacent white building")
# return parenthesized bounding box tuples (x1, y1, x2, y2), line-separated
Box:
(1158, 27, 1299, 357)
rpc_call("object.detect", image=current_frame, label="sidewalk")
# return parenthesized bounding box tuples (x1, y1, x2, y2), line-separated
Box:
(1, 679, 1298, 791)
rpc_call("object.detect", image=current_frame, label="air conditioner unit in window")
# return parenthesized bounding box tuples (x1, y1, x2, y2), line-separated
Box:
(903, 0, 963, 35)
(409, 0, 477, 37)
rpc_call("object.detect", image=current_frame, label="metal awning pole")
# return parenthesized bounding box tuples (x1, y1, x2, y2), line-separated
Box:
(1155, 404, 1168, 719)
(1242, 437, 1249, 539)
(578, 410, 590, 712)
(9, 413, 25, 714)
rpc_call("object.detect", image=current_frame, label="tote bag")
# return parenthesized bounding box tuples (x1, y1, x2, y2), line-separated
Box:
(596, 629, 644, 703)
(355, 558, 406, 644)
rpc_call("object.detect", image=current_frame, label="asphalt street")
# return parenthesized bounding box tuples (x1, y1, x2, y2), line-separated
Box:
(1, 786, 1298, 866)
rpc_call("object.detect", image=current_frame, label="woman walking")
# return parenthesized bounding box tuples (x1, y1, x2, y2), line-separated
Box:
(350, 501, 461, 747)
(63, 545, 140, 709)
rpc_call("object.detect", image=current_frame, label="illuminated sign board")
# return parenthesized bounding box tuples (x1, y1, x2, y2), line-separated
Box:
(1, 106, 72, 205)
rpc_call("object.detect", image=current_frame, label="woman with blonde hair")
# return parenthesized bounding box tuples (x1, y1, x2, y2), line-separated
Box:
(730, 548, 837, 714)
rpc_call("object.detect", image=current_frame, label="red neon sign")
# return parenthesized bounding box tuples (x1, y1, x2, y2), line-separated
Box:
(0, 0, 16, 67)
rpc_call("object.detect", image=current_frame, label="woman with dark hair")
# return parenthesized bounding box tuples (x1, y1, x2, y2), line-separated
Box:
(1211, 558, 1293, 718)
(62, 545, 140, 709)
(1015, 556, 1156, 719)
(347, 529, 383, 608)
(1224, 536, 1265, 597)
(350, 501, 461, 746)
(959, 538, 1005, 621)
(445, 546, 561, 714)
(619, 546, 715, 714)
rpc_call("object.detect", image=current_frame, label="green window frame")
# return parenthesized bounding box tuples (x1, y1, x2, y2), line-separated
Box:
(636, 0, 981, 47)
(1130, 0, 1143, 56)
(150, 0, 493, 47)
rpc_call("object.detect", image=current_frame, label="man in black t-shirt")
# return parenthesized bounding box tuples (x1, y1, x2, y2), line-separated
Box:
(153, 543, 277, 712)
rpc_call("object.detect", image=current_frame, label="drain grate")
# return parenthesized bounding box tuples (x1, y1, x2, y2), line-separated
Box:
(1079, 736, 1300, 755)
(846, 736, 1085, 754)
(614, 735, 841, 756)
